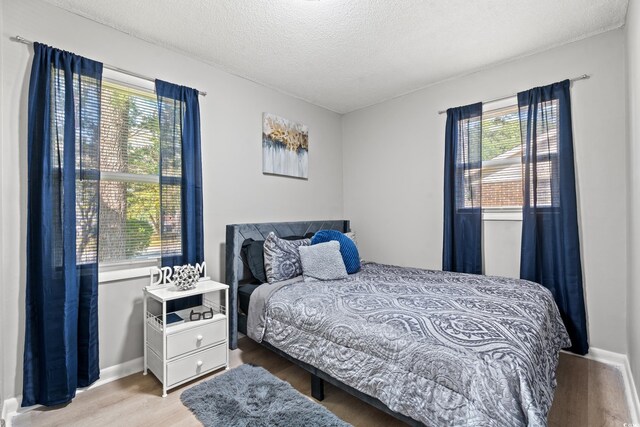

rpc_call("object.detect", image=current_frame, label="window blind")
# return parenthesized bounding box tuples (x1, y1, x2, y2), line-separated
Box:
(53, 70, 102, 265)
(469, 101, 559, 210)
(98, 80, 181, 263)
(455, 114, 482, 210)
(481, 103, 523, 209)
(519, 99, 560, 208)
(157, 94, 184, 259)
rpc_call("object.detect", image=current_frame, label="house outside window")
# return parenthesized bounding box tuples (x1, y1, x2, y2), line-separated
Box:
(481, 100, 523, 210)
(479, 98, 558, 219)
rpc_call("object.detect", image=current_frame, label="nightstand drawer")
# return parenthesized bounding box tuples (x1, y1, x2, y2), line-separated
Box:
(166, 344, 226, 386)
(166, 319, 226, 359)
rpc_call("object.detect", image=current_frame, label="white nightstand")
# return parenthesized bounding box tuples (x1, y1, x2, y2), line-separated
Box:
(143, 279, 229, 397)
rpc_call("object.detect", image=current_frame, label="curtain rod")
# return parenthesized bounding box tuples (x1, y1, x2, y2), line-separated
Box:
(10, 35, 207, 97)
(437, 74, 590, 115)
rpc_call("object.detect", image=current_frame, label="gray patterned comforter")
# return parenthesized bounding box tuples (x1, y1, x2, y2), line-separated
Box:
(248, 262, 570, 426)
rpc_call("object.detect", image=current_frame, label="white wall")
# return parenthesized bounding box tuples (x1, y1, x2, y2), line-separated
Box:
(343, 29, 628, 354)
(0, 0, 6, 415)
(1, 0, 344, 402)
(626, 0, 640, 399)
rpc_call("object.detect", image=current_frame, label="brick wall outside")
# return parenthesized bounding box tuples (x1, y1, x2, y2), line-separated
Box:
(482, 180, 522, 208)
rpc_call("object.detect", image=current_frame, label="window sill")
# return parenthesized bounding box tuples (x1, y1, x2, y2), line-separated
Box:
(98, 267, 153, 284)
(98, 259, 159, 284)
(482, 210, 522, 221)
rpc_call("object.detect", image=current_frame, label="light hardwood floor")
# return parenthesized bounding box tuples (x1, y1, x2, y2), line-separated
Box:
(13, 337, 630, 427)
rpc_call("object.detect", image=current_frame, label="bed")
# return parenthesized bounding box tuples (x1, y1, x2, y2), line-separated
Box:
(226, 220, 570, 426)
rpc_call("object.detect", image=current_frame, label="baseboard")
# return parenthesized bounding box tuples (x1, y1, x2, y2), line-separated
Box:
(90, 356, 144, 390)
(570, 347, 640, 424)
(623, 355, 640, 425)
(1, 397, 17, 427)
(1, 398, 18, 427)
(581, 347, 628, 365)
(1, 357, 143, 427)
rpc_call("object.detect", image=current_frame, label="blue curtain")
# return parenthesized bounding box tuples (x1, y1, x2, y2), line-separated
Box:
(24, 43, 102, 407)
(443, 103, 483, 274)
(156, 80, 204, 310)
(518, 80, 587, 355)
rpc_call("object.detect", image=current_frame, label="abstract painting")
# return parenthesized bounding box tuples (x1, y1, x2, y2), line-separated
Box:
(262, 113, 308, 179)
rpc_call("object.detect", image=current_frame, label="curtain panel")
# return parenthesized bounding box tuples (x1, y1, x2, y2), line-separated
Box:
(518, 80, 588, 355)
(443, 103, 483, 274)
(156, 80, 204, 310)
(24, 43, 102, 407)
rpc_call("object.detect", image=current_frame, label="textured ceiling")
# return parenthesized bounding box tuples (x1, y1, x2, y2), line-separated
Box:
(43, 0, 629, 113)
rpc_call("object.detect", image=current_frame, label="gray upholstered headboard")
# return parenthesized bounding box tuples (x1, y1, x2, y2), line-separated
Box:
(225, 220, 350, 349)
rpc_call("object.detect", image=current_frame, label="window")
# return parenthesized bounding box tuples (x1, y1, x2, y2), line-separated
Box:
(480, 99, 559, 213)
(97, 76, 180, 264)
(481, 101, 523, 210)
(519, 99, 560, 208)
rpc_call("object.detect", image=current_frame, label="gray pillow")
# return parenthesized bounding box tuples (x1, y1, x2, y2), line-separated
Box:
(263, 232, 310, 283)
(299, 241, 348, 282)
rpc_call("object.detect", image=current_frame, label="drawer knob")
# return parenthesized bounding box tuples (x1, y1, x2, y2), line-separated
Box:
(197, 360, 203, 367)
(196, 335, 203, 341)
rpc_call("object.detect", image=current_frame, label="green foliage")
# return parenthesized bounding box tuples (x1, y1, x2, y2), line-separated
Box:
(482, 113, 521, 161)
(128, 115, 160, 175)
(127, 183, 161, 234)
(125, 95, 161, 238)
(125, 218, 154, 257)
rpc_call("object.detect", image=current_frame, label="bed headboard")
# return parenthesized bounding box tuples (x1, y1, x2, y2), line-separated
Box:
(225, 219, 350, 349)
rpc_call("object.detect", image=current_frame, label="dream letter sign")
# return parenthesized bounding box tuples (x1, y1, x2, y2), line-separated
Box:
(148, 262, 207, 288)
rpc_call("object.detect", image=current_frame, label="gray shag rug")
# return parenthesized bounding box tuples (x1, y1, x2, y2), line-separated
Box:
(180, 364, 351, 427)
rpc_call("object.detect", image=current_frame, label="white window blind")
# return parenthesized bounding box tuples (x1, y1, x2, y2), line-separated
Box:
(54, 71, 102, 265)
(519, 99, 560, 208)
(455, 113, 482, 210)
(481, 103, 523, 209)
(480, 100, 559, 210)
(98, 79, 181, 263)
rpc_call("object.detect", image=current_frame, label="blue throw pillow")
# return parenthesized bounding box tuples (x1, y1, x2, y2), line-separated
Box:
(311, 230, 361, 274)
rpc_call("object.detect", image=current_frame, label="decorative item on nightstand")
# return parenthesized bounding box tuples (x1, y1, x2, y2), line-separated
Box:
(143, 262, 229, 397)
(173, 264, 200, 290)
(149, 261, 208, 288)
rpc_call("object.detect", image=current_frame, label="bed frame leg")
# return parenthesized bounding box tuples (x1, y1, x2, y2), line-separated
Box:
(311, 374, 324, 401)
